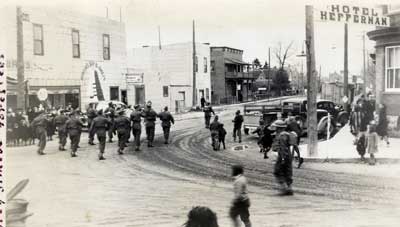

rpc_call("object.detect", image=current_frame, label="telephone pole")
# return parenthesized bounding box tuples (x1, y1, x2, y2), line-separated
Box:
(344, 24, 349, 97)
(305, 5, 318, 157)
(268, 47, 271, 100)
(363, 32, 366, 95)
(16, 6, 26, 110)
(192, 20, 197, 107)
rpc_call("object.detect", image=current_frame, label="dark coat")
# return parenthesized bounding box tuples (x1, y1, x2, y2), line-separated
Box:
(158, 111, 175, 127)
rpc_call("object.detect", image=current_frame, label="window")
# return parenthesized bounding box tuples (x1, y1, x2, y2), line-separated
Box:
(211, 60, 215, 72)
(33, 24, 44, 55)
(72, 29, 80, 58)
(110, 86, 119, 100)
(103, 34, 110, 60)
(385, 46, 400, 91)
(163, 86, 169, 97)
(204, 57, 207, 73)
(206, 88, 210, 100)
(195, 56, 198, 72)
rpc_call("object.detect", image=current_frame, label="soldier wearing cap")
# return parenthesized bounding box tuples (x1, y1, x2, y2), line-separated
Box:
(87, 103, 97, 145)
(141, 101, 158, 147)
(270, 119, 293, 196)
(114, 108, 131, 154)
(130, 104, 143, 151)
(90, 109, 112, 160)
(54, 109, 69, 151)
(158, 106, 175, 144)
(30, 110, 48, 155)
(65, 110, 84, 157)
(203, 102, 215, 129)
(105, 102, 116, 143)
(232, 110, 244, 143)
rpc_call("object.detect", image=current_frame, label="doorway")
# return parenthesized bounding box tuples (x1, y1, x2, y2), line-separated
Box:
(135, 86, 145, 105)
(121, 90, 127, 105)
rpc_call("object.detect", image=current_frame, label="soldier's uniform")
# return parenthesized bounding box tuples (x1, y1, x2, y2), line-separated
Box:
(271, 120, 293, 195)
(209, 117, 221, 149)
(54, 111, 69, 151)
(158, 108, 175, 144)
(203, 104, 215, 128)
(142, 104, 157, 147)
(90, 110, 111, 160)
(87, 106, 97, 145)
(114, 110, 131, 154)
(65, 113, 84, 157)
(105, 104, 116, 142)
(130, 106, 142, 151)
(31, 113, 48, 155)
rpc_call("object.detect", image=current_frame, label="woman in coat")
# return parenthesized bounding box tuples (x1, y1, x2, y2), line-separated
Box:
(376, 103, 390, 146)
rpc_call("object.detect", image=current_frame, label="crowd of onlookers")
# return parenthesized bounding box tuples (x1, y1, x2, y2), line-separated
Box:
(6, 103, 75, 147)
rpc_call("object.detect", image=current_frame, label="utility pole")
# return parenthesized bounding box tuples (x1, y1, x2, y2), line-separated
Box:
(362, 32, 366, 95)
(305, 5, 318, 157)
(268, 47, 271, 100)
(344, 23, 349, 107)
(192, 20, 197, 107)
(158, 25, 162, 50)
(319, 65, 322, 94)
(16, 6, 26, 110)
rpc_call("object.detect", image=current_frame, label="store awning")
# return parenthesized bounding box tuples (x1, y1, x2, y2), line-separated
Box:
(224, 58, 250, 65)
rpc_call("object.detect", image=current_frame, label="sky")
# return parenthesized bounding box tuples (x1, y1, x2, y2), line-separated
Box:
(1, 0, 391, 77)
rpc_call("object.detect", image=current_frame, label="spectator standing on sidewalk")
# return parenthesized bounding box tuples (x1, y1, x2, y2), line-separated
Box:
(232, 110, 243, 143)
(158, 106, 175, 144)
(377, 103, 390, 146)
(200, 96, 206, 109)
(367, 121, 379, 165)
(183, 206, 219, 227)
(203, 102, 215, 129)
(130, 105, 143, 151)
(229, 164, 252, 227)
(90, 109, 111, 160)
(270, 119, 294, 196)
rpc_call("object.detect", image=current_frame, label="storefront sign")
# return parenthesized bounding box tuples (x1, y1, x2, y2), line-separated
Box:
(81, 61, 106, 80)
(126, 73, 143, 84)
(319, 5, 389, 26)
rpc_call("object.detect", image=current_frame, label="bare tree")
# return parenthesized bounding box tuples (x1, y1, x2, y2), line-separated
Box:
(273, 41, 295, 69)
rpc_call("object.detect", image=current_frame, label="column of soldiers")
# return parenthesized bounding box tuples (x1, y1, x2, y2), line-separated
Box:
(27, 100, 175, 161)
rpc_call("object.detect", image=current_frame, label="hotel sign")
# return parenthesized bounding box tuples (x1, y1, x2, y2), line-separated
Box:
(319, 5, 389, 26)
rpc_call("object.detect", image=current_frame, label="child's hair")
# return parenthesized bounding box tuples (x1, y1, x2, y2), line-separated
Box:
(231, 164, 244, 177)
(183, 206, 219, 227)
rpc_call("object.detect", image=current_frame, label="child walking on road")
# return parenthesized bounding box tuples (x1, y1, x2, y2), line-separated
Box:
(230, 165, 252, 227)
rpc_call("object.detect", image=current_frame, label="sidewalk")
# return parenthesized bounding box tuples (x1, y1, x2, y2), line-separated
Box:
(300, 124, 400, 163)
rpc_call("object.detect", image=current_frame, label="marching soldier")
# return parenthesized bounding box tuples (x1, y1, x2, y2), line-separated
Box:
(270, 119, 293, 196)
(65, 111, 84, 157)
(105, 102, 116, 143)
(203, 102, 215, 129)
(90, 109, 111, 160)
(130, 104, 143, 151)
(142, 101, 157, 147)
(232, 110, 244, 143)
(158, 106, 175, 144)
(54, 110, 69, 151)
(31, 110, 48, 155)
(87, 103, 97, 145)
(114, 109, 131, 154)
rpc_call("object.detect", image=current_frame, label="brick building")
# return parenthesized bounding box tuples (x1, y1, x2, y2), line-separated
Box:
(367, 5, 400, 136)
(210, 46, 257, 104)
(128, 42, 211, 112)
(1, 6, 127, 110)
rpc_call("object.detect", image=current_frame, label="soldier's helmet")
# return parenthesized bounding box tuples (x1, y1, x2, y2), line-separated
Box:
(236, 110, 240, 115)
(134, 104, 140, 110)
(97, 109, 103, 115)
(269, 119, 287, 131)
(146, 101, 152, 107)
(164, 106, 168, 111)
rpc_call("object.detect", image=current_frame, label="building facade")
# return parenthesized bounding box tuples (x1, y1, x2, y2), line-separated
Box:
(368, 6, 400, 137)
(1, 6, 127, 110)
(210, 46, 257, 104)
(128, 42, 211, 113)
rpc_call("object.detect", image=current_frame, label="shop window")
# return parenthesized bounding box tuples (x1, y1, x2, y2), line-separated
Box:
(103, 34, 110, 60)
(206, 88, 210, 100)
(204, 57, 207, 73)
(211, 60, 215, 72)
(163, 86, 169, 97)
(33, 24, 44, 55)
(72, 29, 80, 58)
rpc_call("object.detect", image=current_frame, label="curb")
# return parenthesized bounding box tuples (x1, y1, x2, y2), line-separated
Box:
(303, 157, 400, 164)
